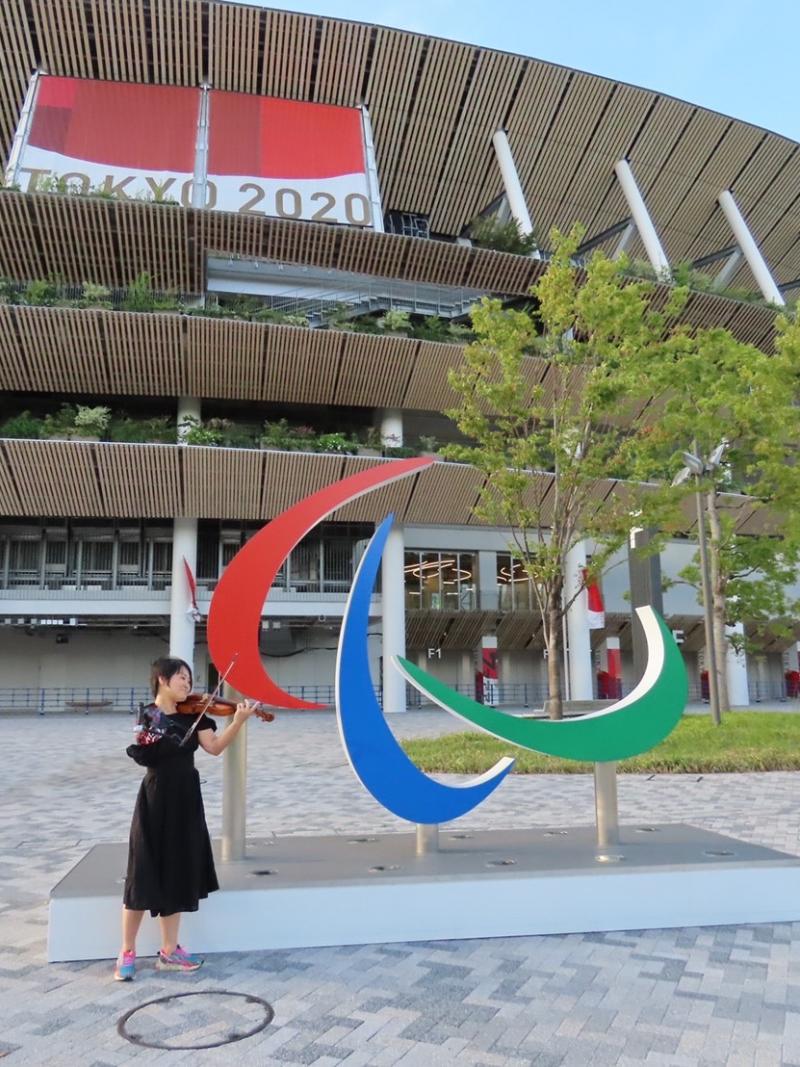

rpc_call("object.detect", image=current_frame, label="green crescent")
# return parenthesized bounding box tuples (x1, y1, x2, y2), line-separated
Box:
(394, 607, 687, 762)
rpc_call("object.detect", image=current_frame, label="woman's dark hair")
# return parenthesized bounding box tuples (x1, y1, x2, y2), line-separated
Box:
(151, 656, 193, 698)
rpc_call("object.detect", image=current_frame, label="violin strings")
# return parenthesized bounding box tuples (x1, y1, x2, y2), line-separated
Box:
(179, 654, 238, 746)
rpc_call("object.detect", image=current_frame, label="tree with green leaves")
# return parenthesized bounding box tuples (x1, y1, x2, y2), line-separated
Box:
(625, 316, 800, 717)
(444, 227, 687, 718)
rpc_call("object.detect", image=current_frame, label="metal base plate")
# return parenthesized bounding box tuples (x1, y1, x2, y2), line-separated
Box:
(49, 824, 800, 961)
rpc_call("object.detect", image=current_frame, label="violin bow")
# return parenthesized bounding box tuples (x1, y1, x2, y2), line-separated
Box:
(179, 654, 238, 747)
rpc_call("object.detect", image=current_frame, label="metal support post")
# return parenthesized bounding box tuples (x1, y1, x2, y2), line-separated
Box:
(221, 684, 247, 862)
(613, 221, 636, 260)
(713, 248, 743, 290)
(416, 824, 439, 855)
(718, 190, 784, 305)
(614, 159, 671, 279)
(192, 85, 210, 210)
(594, 762, 619, 848)
(381, 514, 407, 714)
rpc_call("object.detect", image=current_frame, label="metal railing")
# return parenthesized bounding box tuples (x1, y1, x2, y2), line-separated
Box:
(0, 686, 152, 714)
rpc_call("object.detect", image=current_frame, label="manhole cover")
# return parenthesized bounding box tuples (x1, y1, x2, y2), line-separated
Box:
(634, 827, 660, 833)
(369, 864, 400, 872)
(117, 990, 273, 1050)
(544, 830, 568, 836)
(704, 849, 735, 857)
(348, 836, 377, 844)
(450, 832, 473, 839)
(486, 858, 517, 867)
(251, 869, 277, 876)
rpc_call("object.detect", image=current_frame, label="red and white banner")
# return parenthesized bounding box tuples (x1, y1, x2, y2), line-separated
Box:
(14, 76, 375, 227)
(19, 77, 199, 203)
(207, 91, 372, 225)
(583, 569, 605, 630)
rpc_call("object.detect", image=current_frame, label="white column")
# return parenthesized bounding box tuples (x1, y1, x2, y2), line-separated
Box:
(492, 129, 538, 253)
(170, 519, 198, 663)
(177, 396, 201, 441)
(725, 622, 750, 707)
(381, 521, 407, 713)
(614, 159, 671, 279)
(170, 397, 201, 663)
(565, 541, 594, 700)
(380, 409, 403, 449)
(718, 190, 785, 306)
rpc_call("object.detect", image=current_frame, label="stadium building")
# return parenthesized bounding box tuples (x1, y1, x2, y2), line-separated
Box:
(0, 0, 797, 713)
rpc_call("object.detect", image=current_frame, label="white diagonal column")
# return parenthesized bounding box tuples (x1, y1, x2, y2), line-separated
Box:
(718, 190, 785, 306)
(492, 129, 538, 254)
(614, 159, 671, 280)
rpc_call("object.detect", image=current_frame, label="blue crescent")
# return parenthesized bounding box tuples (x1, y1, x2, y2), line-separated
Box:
(335, 515, 514, 824)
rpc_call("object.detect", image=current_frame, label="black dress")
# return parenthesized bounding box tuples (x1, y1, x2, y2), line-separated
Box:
(123, 705, 219, 917)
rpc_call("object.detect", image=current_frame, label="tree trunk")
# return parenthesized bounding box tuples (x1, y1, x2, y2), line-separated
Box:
(544, 597, 563, 720)
(705, 490, 730, 716)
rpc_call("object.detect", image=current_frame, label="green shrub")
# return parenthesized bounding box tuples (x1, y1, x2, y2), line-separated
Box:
(316, 432, 357, 454)
(252, 307, 309, 327)
(0, 278, 20, 304)
(0, 410, 42, 438)
(80, 281, 112, 309)
(377, 308, 411, 334)
(42, 403, 78, 437)
(178, 414, 223, 446)
(73, 405, 111, 437)
(469, 216, 538, 255)
(23, 278, 59, 306)
(110, 415, 175, 444)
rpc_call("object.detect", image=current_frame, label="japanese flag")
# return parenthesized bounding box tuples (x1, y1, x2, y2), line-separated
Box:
(584, 571, 605, 630)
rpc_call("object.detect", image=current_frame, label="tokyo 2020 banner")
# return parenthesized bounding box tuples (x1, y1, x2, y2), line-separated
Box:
(12, 76, 376, 227)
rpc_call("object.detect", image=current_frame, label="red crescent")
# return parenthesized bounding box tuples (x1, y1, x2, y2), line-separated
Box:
(207, 456, 434, 708)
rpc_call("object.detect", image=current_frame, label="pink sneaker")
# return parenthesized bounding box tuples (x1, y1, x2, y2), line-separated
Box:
(114, 949, 136, 981)
(155, 944, 203, 972)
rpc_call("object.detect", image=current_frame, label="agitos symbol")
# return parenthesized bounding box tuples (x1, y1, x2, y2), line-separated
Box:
(207, 459, 688, 823)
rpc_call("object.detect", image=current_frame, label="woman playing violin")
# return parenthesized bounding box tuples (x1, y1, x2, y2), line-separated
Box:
(114, 656, 259, 981)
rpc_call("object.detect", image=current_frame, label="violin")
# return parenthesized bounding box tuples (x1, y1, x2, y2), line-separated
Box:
(176, 692, 275, 723)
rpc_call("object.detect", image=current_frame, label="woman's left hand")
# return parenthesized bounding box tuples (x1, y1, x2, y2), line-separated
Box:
(233, 700, 259, 725)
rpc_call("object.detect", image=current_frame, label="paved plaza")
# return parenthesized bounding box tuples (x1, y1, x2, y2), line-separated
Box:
(3, 708, 800, 1065)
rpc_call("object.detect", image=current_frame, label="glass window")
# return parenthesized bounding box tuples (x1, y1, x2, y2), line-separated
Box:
(8, 536, 40, 584)
(419, 552, 441, 610)
(497, 553, 533, 611)
(405, 550, 477, 611)
(404, 551, 421, 609)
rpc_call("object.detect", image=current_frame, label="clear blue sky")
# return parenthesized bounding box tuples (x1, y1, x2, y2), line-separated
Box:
(237, 0, 800, 142)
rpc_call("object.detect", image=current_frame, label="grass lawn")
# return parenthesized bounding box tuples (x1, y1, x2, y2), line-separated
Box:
(401, 711, 800, 774)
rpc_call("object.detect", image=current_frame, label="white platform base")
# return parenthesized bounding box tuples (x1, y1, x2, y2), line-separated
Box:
(49, 824, 800, 962)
